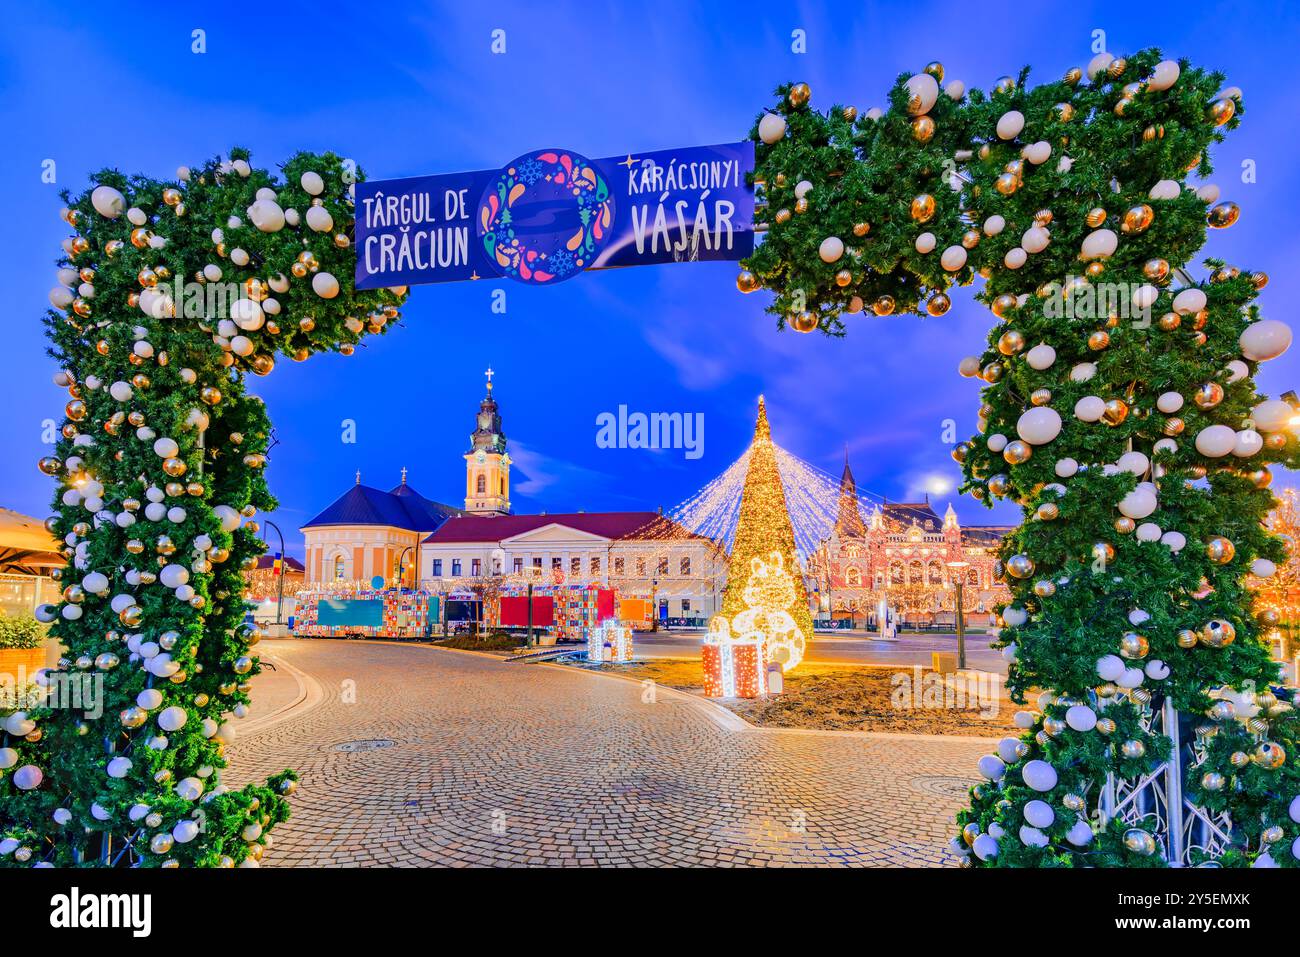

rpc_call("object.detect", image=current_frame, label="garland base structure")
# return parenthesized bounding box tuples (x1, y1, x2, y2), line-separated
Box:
(5, 46, 1299, 869)
(740, 49, 1300, 867)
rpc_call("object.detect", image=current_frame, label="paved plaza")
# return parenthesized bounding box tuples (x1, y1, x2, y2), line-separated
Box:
(225, 639, 989, 867)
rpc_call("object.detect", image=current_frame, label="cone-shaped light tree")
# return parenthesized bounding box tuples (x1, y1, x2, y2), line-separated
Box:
(721, 396, 814, 662)
(742, 51, 1300, 866)
(3, 148, 406, 867)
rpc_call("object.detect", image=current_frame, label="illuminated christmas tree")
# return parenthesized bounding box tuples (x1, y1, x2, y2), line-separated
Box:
(721, 396, 814, 659)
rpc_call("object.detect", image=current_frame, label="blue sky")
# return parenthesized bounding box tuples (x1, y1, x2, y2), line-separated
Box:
(3, 0, 1299, 557)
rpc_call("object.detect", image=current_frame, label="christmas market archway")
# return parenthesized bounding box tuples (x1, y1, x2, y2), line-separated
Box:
(10, 46, 1299, 868)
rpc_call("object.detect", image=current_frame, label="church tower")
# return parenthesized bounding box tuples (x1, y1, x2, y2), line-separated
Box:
(464, 367, 511, 515)
(834, 449, 865, 538)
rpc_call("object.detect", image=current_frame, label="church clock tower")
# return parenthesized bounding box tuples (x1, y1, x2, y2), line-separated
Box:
(464, 367, 511, 515)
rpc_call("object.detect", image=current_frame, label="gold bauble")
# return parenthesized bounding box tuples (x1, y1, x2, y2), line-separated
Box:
(1102, 399, 1128, 425)
(1205, 536, 1236, 564)
(1250, 272, 1269, 290)
(961, 229, 980, 249)
(1113, 96, 1133, 117)
(991, 294, 1017, 318)
(1085, 207, 1107, 227)
(909, 193, 936, 223)
(793, 198, 809, 215)
(911, 115, 936, 143)
(1115, 517, 1136, 535)
(926, 293, 951, 316)
(1088, 330, 1111, 351)
(1247, 467, 1272, 489)
(1207, 201, 1239, 228)
(852, 222, 870, 237)
(1157, 312, 1181, 332)
(1201, 619, 1236, 648)
(834, 269, 853, 288)
(994, 173, 1019, 196)
(791, 311, 819, 333)
(200, 386, 222, 405)
(1119, 632, 1149, 658)
(130, 227, 153, 248)
(65, 399, 87, 421)
(1142, 258, 1170, 283)
(162, 187, 182, 206)
(1121, 203, 1154, 234)
(1033, 579, 1056, 598)
(119, 605, 144, 627)
(1206, 97, 1235, 127)
(993, 75, 1016, 94)
(1091, 542, 1116, 563)
(736, 270, 760, 294)
(1107, 57, 1127, 78)
(1054, 101, 1076, 121)
(841, 106, 858, 123)
(1253, 742, 1286, 769)
(1176, 629, 1199, 649)
(162, 457, 187, 477)
(997, 330, 1025, 355)
(1036, 502, 1059, 521)
(1193, 382, 1224, 409)
(1006, 554, 1035, 579)
(873, 295, 895, 316)
(788, 83, 811, 108)
(1003, 440, 1032, 465)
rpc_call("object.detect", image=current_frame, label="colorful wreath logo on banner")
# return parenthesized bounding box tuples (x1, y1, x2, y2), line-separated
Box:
(477, 148, 614, 284)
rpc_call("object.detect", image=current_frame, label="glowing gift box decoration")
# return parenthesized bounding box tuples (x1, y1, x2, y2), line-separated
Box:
(703, 621, 768, 698)
(588, 619, 633, 662)
(703, 551, 806, 697)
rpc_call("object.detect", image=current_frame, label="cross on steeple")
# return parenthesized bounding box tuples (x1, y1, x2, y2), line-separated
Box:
(400, 466, 407, 485)
(485, 366, 495, 391)
(355, 470, 361, 485)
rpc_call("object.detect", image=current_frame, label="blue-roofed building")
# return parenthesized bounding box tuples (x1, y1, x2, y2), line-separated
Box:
(300, 470, 461, 586)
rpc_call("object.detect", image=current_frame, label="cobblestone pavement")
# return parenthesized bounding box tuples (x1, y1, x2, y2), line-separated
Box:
(225, 639, 988, 867)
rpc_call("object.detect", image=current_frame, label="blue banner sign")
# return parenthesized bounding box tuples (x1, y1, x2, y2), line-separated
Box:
(355, 142, 754, 289)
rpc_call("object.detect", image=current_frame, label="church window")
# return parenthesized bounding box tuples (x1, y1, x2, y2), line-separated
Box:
(890, 562, 904, 584)
(499, 477, 505, 495)
(845, 566, 861, 586)
(333, 554, 346, 581)
(432, 559, 443, 577)
(476, 474, 486, 495)
(680, 556, 691, 577)
(451, 559, 462, 576)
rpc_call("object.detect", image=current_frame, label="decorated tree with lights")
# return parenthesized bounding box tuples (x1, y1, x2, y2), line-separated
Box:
(744, 51, 1300, 866)
(3, 149, 405, 867)
(721, 397, 814, 662)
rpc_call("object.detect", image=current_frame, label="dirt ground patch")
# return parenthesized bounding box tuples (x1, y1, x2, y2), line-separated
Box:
(591, 658, 1018, 736)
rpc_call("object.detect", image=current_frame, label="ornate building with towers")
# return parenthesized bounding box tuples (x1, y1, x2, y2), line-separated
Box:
(808, 454, 1013, 626)
(464, 367, 511, 516)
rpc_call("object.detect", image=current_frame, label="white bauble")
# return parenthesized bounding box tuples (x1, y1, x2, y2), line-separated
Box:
(757, 112, 786, 144)
(175, 776, 204, 801)
(1148, 179, 1180, 200)
(107, 757, 132, 778)
(1118, 487, 1157, 520)
(905, 73, 939, 115)
(153, 437, 180, 459)
(1253, 852, 1278, 869)
(940, 245, 967, 271)
(818, 236, 844, 263)
(1118, 667, 1145, 689)
(1074, 396, 1106, 422)
(1065, 705, 1098, 732)
(1070, 362, 1097, 382)
(1017, 407, 1062, 445)
(1172, 288, 1207, 315)
(1013, 710, 1035, 729)
(175, 585, 195, 602)
(1066, 820, 1094, 847)
(144, 502, 167, 522)
(1251, 399, 1292, 433)
(91, 185, 126, 219)
(49, 287, 75, 309)
(1086, 52, 1115, 79)
(1290, 795, 1300, 824)
(1145, 660, 1171, 680)
(1194, 424, 1236, 457)
(1252, 558, 1277, 578)
(13, 765, 42, 790)
(166, 506, 186, 524)
(1148, 60, 1181, 91)
(137, 688, 164, 710)
(1132, 284, 1159, 311)
(1156, 391, 1184, 413)
(230, 335, 255, 357)
(996, 110, 1025, 140)
(109, 381, 133, 402)
(1096, 654, 1126, 682)
(300, 171, 325, 195)
(983, 214, 1006, 236)
(915, 232, 936, 254)
(1022, 760, 1058, 792)
(996, 737, 1022, 763)
(1233, 429, 1263, 458)
(312, 272, 340, 298)
(1003, 247, 1027, 269)
(159, 564, 190, 590)
(1024, 800, 1055, 829)
(972, 834, 999, 861)
(1240, 320, 1292, 361)
(1002, 606, 1028, 627)
(213, 505, 240, 531)
(977, 754, 1006, 781)
(305, 205, 334, 233)
(1054, 458, 1078, 478)
(1081, 228, 1118, 260)
(230, 248, 250, 266)
(171, 819, 201, 844)
(794, 180, 814, 199)
(35, 604, 57, 623)
(230, 298, 265, 331)
(1023, 141, 1051, 165)
(158, 706, 188, 732)
(262, 297, 280, 315)
(248, 199, 285, 233)
(958, 356, 982, 377)
(1025, 343, 1055, 370)
(1162, 531, 1187, 552)
(62, 605, 83, 621)
(1117, 451, 1149, 476)
(82, 571, 109, 595)
(1019, 825, 1048, 848)
(1022, 226, 1050, 253)
(987, 433, 1008, 452)
(945, 80, 965, 100)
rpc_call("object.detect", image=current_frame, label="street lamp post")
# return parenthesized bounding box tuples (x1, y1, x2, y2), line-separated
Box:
(947, 560, 971, 670)
(396, 545, 415, 591)
(262, 520, 286, 626)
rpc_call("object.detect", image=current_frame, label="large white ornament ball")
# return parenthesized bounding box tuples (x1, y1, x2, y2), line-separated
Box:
(230, 298, 265, 331)
(175, 776, 204, 801)
(905, 73, 939, 115)
(1066, 705, 1098, 732)
(1117, 451, 1149, 475)
(972, 833, 999, 861)
(958, 356, 982, 377)
(987, 433, 1008, 453)
(1003, 247, 1027, 269)
(109, 381, 133, 402)
(1022, 225, 1050, 254)
(159, 564, 190, 590)
(977, 754, 1007, 781)
(107, 757, 132, 778)
(1162, 531, 1187, 552)
(312, 272, 340, 299)
(1145, 660, 1171, 680)
(996, 110, 1025, 140)
(1148, 179, 1180, 200)
(1252, 558, 1277, 578)
(172, 819, 201, 844)
(213, 505, 240, 532)
(1067, 820, 1094, 846)
(300, 171, 325, 195)
(818, 236, 844, 263)
(1156, 391, 1184, 413)
(1097, 654, 1126, 682)
(137, 688, 164, 710)
(82, 571, 109, 595)
(1196, 183, 1221, 203)
(1240, 320, 1292, 362)
(940, 245, 968, 271)
(1194, 424, 1237, 458)
(1233, 429, 1264, 458)
(1226, 359, 1249, 384)
(1252, 400, 1293, 433)
(1017, 407, 1062, 445)
(1025, 344, 1055, 370)
(983, 215, 1006, 236)
(758, 112, 786, 144)
(91, 185, 126, 219)
(1118, 487, 1157, 520)
(305, 205, 334, 233)
(1081, 228, 1118, 260)
(158, 706, 188, 732)
(1023, 141, 1051, 165)
(1014, 710, 1035, 729)
(230, 335, 255, 357)
(1172, 288, 1207, 315)
(248, 199, 285, 233)
(1019, 825, 1049, 848)
(1024, 800, 1055, 829)
(1148, 60, 1181, 91)
(1022, 760, 1058, 792)
(996, 737, 1023, 763)
(915, 232, 937, 254)
(1069, 363, 1097, 383)
(945, 80, 965, 100)
(1002, 606, 1029, 627)
(1086, 52, 1115, 79)
(1074, 396, 1106, 422)
(794, 180, 814, 200)
(14, 765, 43, 790)
(152, 437, 180, 459)
(1054, 457, 1078, 478)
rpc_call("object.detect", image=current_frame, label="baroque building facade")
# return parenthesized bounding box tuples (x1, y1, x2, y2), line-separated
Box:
(807, 456, 1012, 627)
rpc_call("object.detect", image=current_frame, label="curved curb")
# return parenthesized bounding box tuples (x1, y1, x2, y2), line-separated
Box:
(235, 652, 326, 739)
